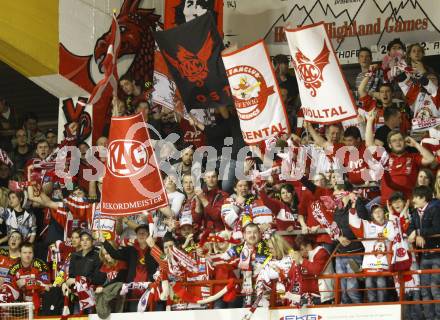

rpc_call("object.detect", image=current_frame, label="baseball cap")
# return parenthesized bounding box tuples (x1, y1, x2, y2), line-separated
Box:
(179, 215, 193, 227)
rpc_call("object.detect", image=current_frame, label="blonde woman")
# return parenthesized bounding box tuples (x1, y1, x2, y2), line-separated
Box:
(434, 169, 440, 200)
(255, 232, 294, 306)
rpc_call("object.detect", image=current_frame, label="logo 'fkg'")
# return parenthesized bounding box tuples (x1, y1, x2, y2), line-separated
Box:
(293, 41, 330, 97)
(107, 139, 149, 177)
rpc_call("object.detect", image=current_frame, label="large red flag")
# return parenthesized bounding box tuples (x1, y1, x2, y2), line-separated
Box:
(100, 113, 168, 215)
(88, 12, 121, 105)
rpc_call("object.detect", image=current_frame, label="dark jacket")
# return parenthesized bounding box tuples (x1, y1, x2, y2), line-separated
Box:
(103, 240, 158, 282)
(68, 249, 102, 284)
(333, 198, 368, 253)
(407, 200, 440, 255)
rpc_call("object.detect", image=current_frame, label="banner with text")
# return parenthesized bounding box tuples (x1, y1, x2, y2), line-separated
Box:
(285, 22, 357, 124)
(100, 113, 168, 215)
(222, 40, 290, 144)
(221, 0, 440, 64)
(89, 307, 269, 320)
(272, 304, 401, 320)
(88, 304, 400, 320)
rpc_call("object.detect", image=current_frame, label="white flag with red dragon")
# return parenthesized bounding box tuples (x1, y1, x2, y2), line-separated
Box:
(222, 40, 290, 145)
(285, 22, 357, 124)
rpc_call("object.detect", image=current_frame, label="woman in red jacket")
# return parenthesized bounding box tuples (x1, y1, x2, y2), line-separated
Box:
(258, 183, 300, 232)
(289, 235, 334, 305)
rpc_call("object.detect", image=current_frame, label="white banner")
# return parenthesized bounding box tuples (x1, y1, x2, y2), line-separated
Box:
(285, 22, 357, 124)
(222, 0, 440, 64)
(88, 304, 400, 320)
(89, 307, 269, 320)
(271, 304, 401, 320)
(222, 40, 290, 145)
(58, 96, 92, 146)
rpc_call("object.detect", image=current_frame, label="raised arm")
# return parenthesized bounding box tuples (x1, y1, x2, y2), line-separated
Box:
(27, 184, 59, 210)
(406, 137, 435, 166)
(358, 73, 371, 98)
(303, 121, 331, 149)
(348, 207, 364, 238)
(365, 109, 379, 147)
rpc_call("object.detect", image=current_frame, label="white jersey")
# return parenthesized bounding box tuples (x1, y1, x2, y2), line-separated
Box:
(349, 211, 395, 271)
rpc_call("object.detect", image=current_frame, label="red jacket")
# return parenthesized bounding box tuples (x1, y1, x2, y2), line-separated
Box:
(203, 188, 229, 232)
(288, 246, 329, 296)
(259, 190, 300, 231)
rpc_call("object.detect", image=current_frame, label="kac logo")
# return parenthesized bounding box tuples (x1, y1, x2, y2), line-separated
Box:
(293, 41, 330, 97)
(107, 139, 149, 177)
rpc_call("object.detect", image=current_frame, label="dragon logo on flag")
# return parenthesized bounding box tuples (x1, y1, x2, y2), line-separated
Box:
(292, 41, 330, 97)
(162, 31, 214, 87)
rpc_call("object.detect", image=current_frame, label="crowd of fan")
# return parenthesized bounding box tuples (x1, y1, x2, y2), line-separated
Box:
(0, 38, 439, 320)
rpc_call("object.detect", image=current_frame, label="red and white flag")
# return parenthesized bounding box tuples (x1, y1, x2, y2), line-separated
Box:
(285, 22, 357, 124)
(100, 112, 168, 215)
(152, 48, 189, 119)
(222, 40, 290, 145)
(88, 12, 121, 105)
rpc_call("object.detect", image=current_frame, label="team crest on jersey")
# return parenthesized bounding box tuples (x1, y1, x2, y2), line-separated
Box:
(373, 240, 386, 259)
(292, 41, 330, 97)
(227, 65, 274, 120)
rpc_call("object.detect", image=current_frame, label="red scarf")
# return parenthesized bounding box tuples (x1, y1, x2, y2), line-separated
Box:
(73, 276, 95, 312)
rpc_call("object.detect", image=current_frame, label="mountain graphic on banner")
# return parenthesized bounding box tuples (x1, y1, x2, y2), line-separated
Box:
(263, 3, 310, 43)
(264, 0, 361, 46)
(374, 0, 440, 46)
(263, 0, 440, 51)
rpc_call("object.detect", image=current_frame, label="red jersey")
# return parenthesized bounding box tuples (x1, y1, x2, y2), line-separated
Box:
(180, 119, 206, 148)
(299, 187, 334, 244)
(381, 152, 422, 204)
(330, 143, 371, 185)
(0, 249, 19, 280)
(259, 190, 300, 231)
(132, 242, 149, 283)
(100, 261, 128, 282)
(8, 259, 50, 302)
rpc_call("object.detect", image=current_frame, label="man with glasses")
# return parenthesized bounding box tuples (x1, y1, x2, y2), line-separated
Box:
(365, 110, 434, 204)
